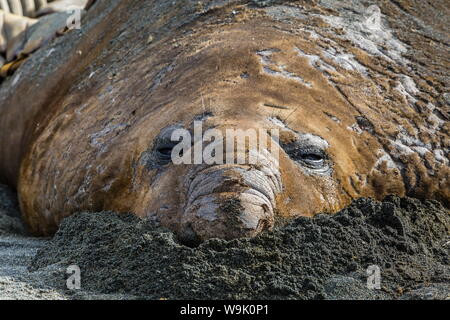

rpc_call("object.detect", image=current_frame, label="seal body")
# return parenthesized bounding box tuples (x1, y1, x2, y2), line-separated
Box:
(0, 0, 448, 242)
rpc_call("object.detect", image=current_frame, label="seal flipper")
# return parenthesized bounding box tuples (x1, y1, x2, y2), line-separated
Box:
(1, 2, 89, 75)
(21, 0, 36, 17)
(35, 0, 87, 17)
(6, 10, 80, 61)
(7, 0, 23, 16)
(0, 9, 35, 68)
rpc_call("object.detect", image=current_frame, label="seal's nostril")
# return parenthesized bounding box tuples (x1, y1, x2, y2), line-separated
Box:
(177, 223, 202, 247)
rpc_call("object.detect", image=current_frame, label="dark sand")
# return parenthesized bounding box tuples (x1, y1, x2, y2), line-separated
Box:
(0, 184, 24, 236)
(28, 194, 449, 300)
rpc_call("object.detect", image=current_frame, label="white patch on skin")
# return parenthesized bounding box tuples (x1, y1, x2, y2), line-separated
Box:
(434, 150, 448, 165)
(395, 75, 420, 106)
(46, 48, 56, 57)
(268, 116, 286, 128)
(300, 28, 320, 39)
(96, 164, 107, 174)
(399, 75, 419, 95)
(264, 5, 368, 76)
(300, 133, 329, 149)
(11, 72, 21, 87)
(294, 47, 337, 77)
(257, 49, 313, 87)
(263, 5, 308, 21)
(373, 150, 400, 170)
(397, 129, 432, 150)
(388, 128, 449, 171)
(427, 113, 444, 130)
(377, 154, 397, 169)
(325, 113, 341, 123)
(321, 13, 408, 65)
(347, 123, 363, 135)
(395, 81, 416, 104)
(264, 4, 448, 175)
(295, 45, 367, 88)
(411, 146, 429, 157)
(101, 180, 114, 192)
(425, 103, 445, 132)
(388, 127, 449, 167)
(97, 83, 121, 102)
(322, 47, 367, 74)
(391, 140, 415, 156)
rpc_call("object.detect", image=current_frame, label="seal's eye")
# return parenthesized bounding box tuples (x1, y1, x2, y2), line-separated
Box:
(140, 124, 185, 170)
(281, 142, 330, 173)
(157, 146, 173, 159)
(155, 141, 178, 162)
(298, 150, 325, 168)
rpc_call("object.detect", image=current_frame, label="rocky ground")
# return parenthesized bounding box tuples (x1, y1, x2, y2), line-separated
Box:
(1, 183, 448, 300)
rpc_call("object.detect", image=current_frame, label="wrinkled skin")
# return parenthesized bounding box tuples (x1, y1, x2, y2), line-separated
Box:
(0, 0, 448, 242)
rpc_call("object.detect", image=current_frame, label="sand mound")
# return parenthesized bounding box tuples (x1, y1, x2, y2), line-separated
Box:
(30, 196, 449, 299)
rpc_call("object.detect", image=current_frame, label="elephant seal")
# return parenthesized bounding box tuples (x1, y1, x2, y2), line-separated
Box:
(0, 0, 448, 243)
(0, 0, 88, 17)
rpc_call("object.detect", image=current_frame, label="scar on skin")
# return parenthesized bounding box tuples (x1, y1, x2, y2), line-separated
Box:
(264, 103, 290, 110)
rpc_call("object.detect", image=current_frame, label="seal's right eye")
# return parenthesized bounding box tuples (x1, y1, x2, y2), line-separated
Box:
(146, 124, 186, 169)
(158, 148, 172, 157)
(155, 141, 178, 163)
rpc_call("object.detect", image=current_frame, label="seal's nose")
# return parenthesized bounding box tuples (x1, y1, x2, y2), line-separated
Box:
(178, 159, 282, 244)
(217, 194, 275, 235)
(179, 191, 275, 245)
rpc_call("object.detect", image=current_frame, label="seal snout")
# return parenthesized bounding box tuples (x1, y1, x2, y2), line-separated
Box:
(179, 154, 282, 243)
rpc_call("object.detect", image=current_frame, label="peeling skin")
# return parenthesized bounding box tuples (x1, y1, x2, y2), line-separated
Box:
(0, 0, 448, 240)
(257, 48, 312, 87)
